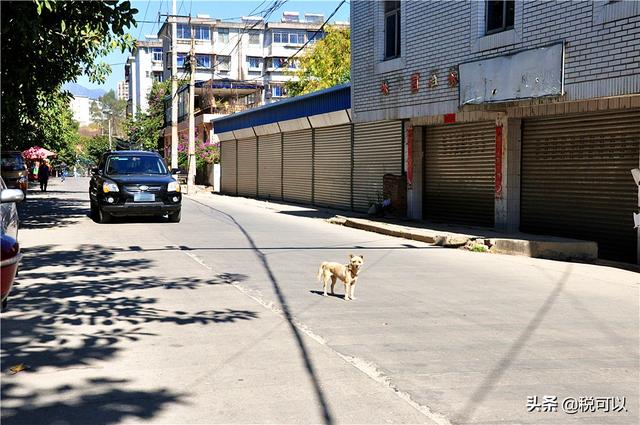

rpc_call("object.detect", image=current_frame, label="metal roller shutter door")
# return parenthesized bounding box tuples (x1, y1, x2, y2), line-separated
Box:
(258, 133, 282, 200)
(314, 125, 352, 209)
(237, 137, 257, 197)
(521, 110, 640, 263)
(353, 121, 402, 212)
(424, 122, 495, 227)
(220, 140, 237, 195)
(283, 129, 312, 204)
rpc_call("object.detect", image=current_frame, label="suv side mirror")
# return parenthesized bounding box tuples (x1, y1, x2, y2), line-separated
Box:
(171, 168, 180, 174)
(0, 189, 25, 203)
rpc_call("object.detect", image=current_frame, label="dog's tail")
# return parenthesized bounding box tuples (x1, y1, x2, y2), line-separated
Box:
(317, 262, 327, 282)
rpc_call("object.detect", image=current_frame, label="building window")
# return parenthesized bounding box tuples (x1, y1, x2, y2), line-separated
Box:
(485, 0, 515, 34)
(177, 53, 187, 68)
(271, 84, 287, 97)
(268, 57, 287, 69)
(177, 24, 190, 39)
(384, 1, 401, 60)
(248, 30, 260, 45)
(195, 26, 210, 40)
(307, 31, 324, 43)
(153, 72, 163, 82)
(196, 54, 211, 68)
(216, 55, 230, 72)
(247, 56, 262, 70)
(218, 28, 229, 43)
(273, 31, 305, 44)
(152, 48, 162, 62)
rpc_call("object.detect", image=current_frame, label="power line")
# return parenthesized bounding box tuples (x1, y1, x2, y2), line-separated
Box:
(137, 0, 151, 40)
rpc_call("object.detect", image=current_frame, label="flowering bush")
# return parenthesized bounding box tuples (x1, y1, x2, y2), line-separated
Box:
(177, 130, 219, 169)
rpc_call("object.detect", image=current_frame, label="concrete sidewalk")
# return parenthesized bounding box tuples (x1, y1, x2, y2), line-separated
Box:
(201, 192, 599, 264)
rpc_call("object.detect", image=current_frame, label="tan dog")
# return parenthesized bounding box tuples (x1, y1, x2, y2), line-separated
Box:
(317, 254, 364, 300)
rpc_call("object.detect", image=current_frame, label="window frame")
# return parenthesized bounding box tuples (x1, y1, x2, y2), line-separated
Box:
(195, 54, 211, 68)
(485, 0, 515, 35)
(383, 1, 401, 61)
(176, 24, 191, 40)
(216, 55, 231, 72)
(248, 30, 261, 45)
(176, 53, 187, 68)
(152, 47, 162, 62)
(195, 25, 210, 41)
(247, 56, 262, 70)
(218, 28, 229, 43)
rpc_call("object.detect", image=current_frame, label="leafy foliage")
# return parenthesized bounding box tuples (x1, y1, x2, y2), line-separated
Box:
(124, 80, 173, 153)
(285, 26, 350, 96)
(90, 90, 128, 137)
(1, 0, 137, 150)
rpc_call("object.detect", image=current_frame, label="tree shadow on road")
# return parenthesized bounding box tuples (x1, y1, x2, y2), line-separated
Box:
(18, 195, 89, 229)
(1, 378, 186, 425)
(1, 244, 254, 424)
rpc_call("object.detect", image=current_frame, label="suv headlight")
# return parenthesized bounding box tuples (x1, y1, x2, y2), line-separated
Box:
(103, 181, 119, 193)
(167, 180, 181, 192)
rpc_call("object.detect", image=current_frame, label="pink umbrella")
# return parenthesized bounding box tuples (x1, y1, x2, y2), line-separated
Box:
(22, 146, 56, 160)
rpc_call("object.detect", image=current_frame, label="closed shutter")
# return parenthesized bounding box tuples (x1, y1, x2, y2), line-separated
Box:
(521, 110, 640, 263)
(220, 140, 237, 195)
(423, 121, 495, 227)
(314, 124, 352, 210)
(283, 129, 312, 204)
(353, 121, 403, 212)
(237, 137, 257, 197)
(258, 133, 282, 200)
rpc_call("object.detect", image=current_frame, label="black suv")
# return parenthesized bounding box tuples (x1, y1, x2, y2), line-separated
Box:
(89, 151, 182, 223)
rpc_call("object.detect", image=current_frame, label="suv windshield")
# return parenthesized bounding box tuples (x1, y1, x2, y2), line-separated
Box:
(1, 154, 25, 172)
(105, 155, 168, 175)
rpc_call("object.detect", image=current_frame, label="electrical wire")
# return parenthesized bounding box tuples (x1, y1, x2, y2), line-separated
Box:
(137, 0, 151, 40)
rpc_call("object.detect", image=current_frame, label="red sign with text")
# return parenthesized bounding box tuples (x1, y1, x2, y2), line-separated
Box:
(495, 125, 503, 198)
(407, 127, 414, 187)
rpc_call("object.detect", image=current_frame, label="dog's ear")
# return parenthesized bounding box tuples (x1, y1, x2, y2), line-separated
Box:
(360, 255, 364, 261)
(349, 253, 354, 259)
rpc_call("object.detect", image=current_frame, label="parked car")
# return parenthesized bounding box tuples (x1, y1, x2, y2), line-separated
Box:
(0, 151, 28, 199)
(89, 151, 182, 223)
(1, 176, 24, 310)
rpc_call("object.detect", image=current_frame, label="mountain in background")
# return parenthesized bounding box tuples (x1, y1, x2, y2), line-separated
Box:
(62, 82, 106, 100)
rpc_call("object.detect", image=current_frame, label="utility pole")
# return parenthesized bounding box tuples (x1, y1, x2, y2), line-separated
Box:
(187, 19, 196, 194)
(108, 117, 112, 150)
(170, 0, 178, 170)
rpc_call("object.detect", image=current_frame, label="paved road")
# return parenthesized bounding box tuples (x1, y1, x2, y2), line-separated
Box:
(1, 178, 638, 425)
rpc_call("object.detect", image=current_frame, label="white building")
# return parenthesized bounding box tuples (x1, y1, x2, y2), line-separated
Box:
(153, 12, 345, 106)
(116, 80, 129, 101)
(125, 37, 164, 115)
(69, 95, 98, 127)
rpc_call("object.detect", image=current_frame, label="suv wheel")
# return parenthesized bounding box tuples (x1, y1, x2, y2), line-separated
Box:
(97, 207, 112, 224)
(168, 209, 181, 223)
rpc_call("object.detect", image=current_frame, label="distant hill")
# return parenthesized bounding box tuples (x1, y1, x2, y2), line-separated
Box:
(62, 82, 106, 100)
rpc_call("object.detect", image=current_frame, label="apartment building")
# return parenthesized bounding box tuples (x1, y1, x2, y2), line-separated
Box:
(350, 0, 639, 263)
(125, 37, 164, 115)
(116, 80, 129, 101)
(155, 12, 337, 106)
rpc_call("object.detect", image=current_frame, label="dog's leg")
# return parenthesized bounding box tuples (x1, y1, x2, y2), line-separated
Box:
(344, 279, 351, 301)
(322, 272, 329, 297)
(330, 275, 337, 295)
(350, 278, 357, 300)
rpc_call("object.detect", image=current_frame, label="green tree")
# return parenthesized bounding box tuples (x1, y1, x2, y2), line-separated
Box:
(125, 80, 173, 152)
(1, 0, 137, 151)
(285, 26, 350, 96)
(90, 90, 127, 137)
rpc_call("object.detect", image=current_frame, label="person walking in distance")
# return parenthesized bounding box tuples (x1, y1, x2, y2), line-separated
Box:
(38, 160, 50, 192)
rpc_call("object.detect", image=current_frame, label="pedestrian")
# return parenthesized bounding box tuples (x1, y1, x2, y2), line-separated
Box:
(38, 160, 50, 192)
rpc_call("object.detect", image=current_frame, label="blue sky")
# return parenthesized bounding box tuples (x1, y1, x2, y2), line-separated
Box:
(74, 0, 350, 93)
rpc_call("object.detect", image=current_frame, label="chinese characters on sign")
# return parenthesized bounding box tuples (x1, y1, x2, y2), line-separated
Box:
(527, 396, 627, 414)
(410, 73, 420, 93)
(380, 80, 389, 95)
